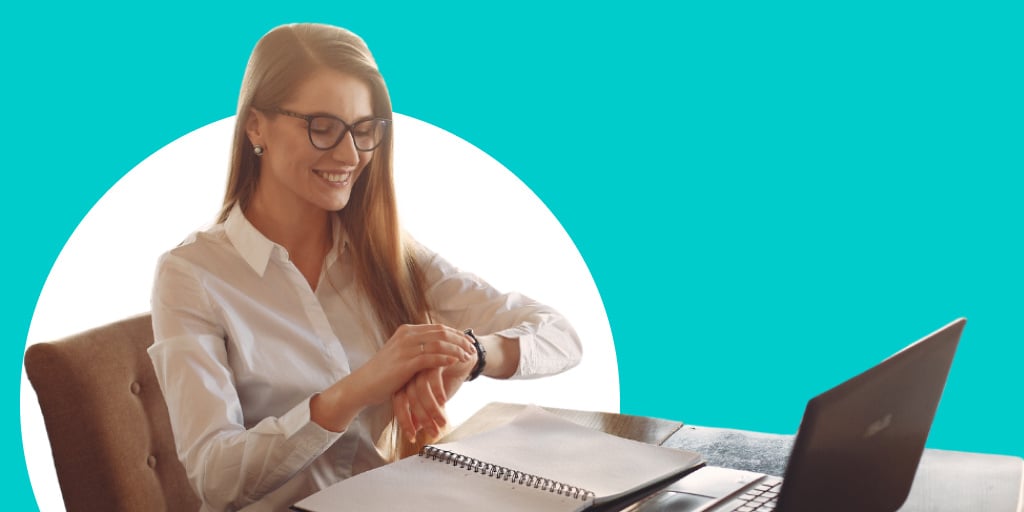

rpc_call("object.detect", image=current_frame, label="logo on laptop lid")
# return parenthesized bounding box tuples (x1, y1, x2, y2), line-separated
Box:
(863, 413, 893, 438)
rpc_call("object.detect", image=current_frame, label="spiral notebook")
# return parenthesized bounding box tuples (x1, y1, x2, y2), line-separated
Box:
(291, 406, 705, 512)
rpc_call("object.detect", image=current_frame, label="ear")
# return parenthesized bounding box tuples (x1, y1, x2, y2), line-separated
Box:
(245, 108, 266, 148)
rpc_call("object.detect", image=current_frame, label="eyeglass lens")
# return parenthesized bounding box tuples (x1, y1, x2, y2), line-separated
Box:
(308, 117, 387, 151)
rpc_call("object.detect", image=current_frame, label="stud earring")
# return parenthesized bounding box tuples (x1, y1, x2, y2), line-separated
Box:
(253, 145, 264, 156)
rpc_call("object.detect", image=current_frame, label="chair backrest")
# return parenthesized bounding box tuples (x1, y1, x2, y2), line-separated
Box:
(24, 314, 201, 512)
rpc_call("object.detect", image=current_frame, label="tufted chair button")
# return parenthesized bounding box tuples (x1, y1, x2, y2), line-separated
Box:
(147, 455, 157, 468)
(130, 382, 141, 395)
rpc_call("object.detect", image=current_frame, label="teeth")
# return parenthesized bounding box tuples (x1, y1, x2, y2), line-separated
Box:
(316, 170, 351, 184)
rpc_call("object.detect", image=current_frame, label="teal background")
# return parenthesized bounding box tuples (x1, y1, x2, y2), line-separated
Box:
(4, 1, 1021, 508)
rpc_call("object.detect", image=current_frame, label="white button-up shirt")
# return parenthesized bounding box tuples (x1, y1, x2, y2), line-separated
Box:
(148, 204, 582, 512)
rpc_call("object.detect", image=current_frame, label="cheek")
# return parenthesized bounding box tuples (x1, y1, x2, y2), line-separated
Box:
(357, 153, 374, 175)
(274, 146, 319, 173)
(267, 126, 319, 167)
(268, 152, 307, 178)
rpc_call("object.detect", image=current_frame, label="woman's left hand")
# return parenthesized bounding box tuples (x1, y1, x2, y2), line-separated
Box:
(392, 348, 475, 442)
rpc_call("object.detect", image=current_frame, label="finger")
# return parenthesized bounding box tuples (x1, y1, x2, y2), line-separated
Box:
(399, 325, 475, 359)
(427, 366, 447, 405)
(409, 353, 460, 374)
(416, 336, 474, 362)
(441, 325, 478, 355)
(386, 324, 436, 348)
(391, 390, 417, 442)
(415, 371, 446, 434)
(405, 378, 435, 438)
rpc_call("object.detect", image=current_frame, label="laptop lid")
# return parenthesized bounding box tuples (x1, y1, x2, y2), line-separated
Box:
(776, 318, 966, 512)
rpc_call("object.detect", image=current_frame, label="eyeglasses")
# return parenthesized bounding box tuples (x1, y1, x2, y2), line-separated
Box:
(265, 107, 391, 152)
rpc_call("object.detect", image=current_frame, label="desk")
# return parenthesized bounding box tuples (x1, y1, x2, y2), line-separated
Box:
(445, 403, 1024, 512)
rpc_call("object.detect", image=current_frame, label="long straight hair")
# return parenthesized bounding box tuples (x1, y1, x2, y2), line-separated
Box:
(220, 24, 431, 339)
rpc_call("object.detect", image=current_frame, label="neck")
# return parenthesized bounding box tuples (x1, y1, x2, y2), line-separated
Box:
(244, 191, 333, 260)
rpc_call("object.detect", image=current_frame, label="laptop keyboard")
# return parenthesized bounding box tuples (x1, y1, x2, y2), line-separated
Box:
(725, 479, 782, 511)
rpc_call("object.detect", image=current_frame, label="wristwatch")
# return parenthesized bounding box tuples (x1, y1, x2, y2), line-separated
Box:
(464, 328, 487, 381)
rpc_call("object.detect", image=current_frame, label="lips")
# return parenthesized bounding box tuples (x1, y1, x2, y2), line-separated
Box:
(313, 169, 353, 185)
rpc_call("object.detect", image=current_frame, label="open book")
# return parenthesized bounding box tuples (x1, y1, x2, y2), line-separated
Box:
(292, 406, 705, 512)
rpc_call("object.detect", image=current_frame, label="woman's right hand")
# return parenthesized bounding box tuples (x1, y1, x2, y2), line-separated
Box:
(311, 324, 475, 431)
(354, 324, 475, 404)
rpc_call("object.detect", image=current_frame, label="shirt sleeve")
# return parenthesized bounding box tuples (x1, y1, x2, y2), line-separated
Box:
(414, 243, 583, 379)
(148, 252, 343, 511)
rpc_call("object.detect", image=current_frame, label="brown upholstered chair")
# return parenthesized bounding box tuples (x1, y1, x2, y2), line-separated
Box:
(24, 314, 201, 512)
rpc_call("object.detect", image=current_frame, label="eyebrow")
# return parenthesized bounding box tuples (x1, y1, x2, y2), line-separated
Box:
(306, 110, 377, 123)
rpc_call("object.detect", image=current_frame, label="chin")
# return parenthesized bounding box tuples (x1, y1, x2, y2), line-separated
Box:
(323, 196, 353, 212)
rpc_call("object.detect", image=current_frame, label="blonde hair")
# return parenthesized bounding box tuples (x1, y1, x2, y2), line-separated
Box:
(221, 24, 434, 456)
(220, 24, 382, 219)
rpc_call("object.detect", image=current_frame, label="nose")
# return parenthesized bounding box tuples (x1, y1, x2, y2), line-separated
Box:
(330, 129, 359, 165)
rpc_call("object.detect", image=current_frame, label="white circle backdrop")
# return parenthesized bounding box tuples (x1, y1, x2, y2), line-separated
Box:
(20, 114, 619, 511)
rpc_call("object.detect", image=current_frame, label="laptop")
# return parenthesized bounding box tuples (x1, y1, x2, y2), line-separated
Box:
(636, 317, 966, 512)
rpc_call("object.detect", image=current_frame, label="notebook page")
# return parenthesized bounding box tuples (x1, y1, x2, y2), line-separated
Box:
(433, 405, 703, 498)
(292, 452, 589, 512)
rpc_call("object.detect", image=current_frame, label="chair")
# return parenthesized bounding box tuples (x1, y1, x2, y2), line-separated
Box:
(24, 314, 201, 512)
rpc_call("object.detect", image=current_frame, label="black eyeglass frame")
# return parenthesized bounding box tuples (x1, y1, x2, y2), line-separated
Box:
(262, 107, 392, 152)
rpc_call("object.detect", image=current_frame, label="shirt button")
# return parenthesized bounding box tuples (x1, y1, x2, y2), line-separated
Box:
(130, 382, 141, 395)
(147, 455, 157, 468)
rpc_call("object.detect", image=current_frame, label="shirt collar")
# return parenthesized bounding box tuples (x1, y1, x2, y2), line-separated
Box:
(225, 202, 349, 277)
(225, 203, 277, 277)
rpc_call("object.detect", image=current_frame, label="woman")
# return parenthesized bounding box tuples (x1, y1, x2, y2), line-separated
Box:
(148, 23, 582, 512)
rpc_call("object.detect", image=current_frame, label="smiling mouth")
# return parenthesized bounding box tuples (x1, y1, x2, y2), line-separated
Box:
(313, 169, 352, 185)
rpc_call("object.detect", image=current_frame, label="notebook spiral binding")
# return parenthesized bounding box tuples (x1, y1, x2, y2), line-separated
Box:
(420, 446, 597, 501)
